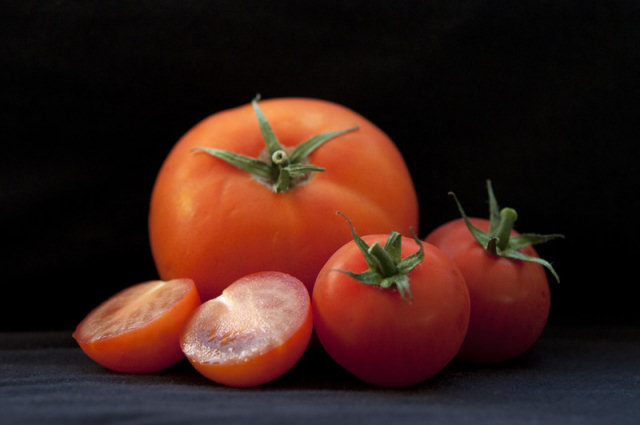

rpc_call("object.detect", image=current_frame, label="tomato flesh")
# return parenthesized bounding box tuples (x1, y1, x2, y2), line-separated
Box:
(73, 279, 201, 373)
(425, 217, 551, 363)
(180, 271, 312, 387)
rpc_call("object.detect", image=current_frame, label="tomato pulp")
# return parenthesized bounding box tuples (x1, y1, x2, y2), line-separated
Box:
(180, 271, 313, 387)
(73, 278, 201, 373)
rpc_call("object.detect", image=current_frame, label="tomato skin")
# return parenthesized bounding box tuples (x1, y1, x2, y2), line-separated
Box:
(425, 217, 551, 363)
(180, 271, 313, 387)
(73, 279, 201, 373)
(149, 98, 418, 300)
(312, 235, 470, 387)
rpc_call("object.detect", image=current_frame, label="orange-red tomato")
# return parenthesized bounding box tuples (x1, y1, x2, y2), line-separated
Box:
(312, 235, 470, 387)
(180, 271, 312, 387)
(73, 278, 201, 373)
(426, 218, 551, 363)
(149, 98, 418, 300)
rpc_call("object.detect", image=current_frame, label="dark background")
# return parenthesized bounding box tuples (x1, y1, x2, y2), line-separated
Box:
(2, 0, 638, 331)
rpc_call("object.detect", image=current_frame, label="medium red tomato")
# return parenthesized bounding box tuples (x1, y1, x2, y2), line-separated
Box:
(73, 278, 201, 373)
(149, 96, 418, 301)
(312, 217, 470, 387)
(425, 180, 563, 364)
(180, 271, 312, 387)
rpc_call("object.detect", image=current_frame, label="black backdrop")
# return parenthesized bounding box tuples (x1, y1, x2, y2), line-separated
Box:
(2, 0, 638, 331)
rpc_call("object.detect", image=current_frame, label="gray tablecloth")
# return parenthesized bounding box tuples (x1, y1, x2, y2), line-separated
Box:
(1, 325, 638, 424)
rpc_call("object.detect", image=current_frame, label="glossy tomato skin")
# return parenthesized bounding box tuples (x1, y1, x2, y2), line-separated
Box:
(312, 235, 470, 387)
(180, 271, 313, 387)
(425, 218, 551, 364)
(73, 279, 201, 373)
(149, 98, 419, 301)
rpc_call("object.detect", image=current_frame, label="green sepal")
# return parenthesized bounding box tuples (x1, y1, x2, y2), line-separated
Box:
(501, 247, 561, 282)
(449, 191, 493, 248)
(383, 232, 402, 264)
(284, 163, 326, 178)
(334, 212, 424, 302)
(251, 94, 283, 156)
(487, 179, 501, 235)
(508, 233, 565, 251)
(340, 212, 383, 272)
(396, 233, 426, 275)
(337, 269, 385, 286)
(449, 179, 564, 282)
(289, 127, 359, 164)
(192, 95, 358, 193)
(191, 148, 273, 179)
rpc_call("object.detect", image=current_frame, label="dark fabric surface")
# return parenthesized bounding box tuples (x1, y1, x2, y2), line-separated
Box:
(2, 326, 639, 425)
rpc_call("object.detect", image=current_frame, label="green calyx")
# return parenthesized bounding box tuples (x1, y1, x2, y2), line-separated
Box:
(449, 180, 564, 282)
(334, 212, 424, 302)
(193, 95, 358, 193)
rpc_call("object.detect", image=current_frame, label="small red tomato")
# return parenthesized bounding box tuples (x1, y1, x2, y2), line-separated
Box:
(425, 180, 563, 363)
(312, 215, 470, 387)
(73, 278, 201, 373)
(180, 271, 312, 387)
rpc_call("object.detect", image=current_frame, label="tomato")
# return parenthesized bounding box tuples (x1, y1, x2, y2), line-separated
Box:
(312, 217, 470, 387)
(73, 278, 201, 373)
(149, 97, 418, 301)
(425, 181, 563, 363)
(180, 271, 312, 387)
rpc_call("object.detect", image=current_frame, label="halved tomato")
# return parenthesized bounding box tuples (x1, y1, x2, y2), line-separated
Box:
(73, 278, 201, 373)
(180, 271, 312, 387)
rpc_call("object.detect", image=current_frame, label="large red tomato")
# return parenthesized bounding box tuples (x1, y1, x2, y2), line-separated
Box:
(149, 97, 418, 300)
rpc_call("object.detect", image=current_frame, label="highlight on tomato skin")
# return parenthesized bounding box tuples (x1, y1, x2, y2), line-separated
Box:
(179, 271, 313, 388)
(73, 278, 201, 373)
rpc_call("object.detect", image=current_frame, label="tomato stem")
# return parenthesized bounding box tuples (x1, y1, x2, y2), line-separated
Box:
(368, 242, 399, 277)
(449, 180, 564, 282)
(333, 212, 423, 302)
(192, 96, 358, 193)
(271, 150, 289, 165)
(487, 207, 519, 255)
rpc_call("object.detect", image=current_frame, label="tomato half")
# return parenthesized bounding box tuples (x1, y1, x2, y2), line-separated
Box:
(426, 217, 551, 363)
(73, 278, 201, 373)
(149, 97, 418, 300)
(180, 271, 312, 387)
(312, 233, 470, 387)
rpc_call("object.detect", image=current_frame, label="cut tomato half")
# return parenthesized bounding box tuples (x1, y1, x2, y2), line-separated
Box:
(180, 271, 312, 387)
(73, 278, 201, 373)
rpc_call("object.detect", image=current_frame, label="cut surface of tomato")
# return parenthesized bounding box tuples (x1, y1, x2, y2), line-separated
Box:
(180, 271, 312, 387)
(73, 278, 201, 373)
